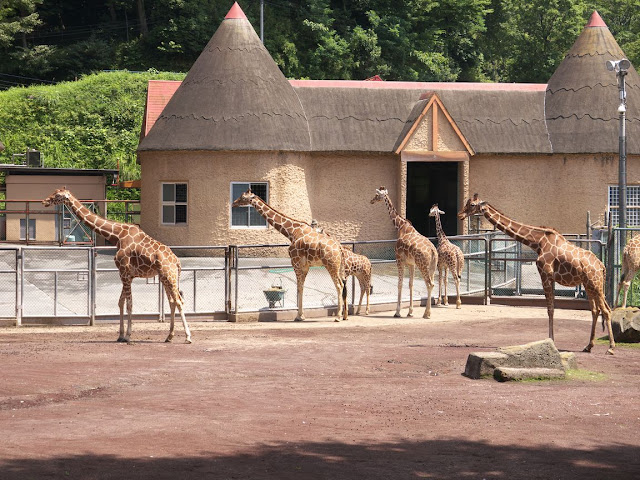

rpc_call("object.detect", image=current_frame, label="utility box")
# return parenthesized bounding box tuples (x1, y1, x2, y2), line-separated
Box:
(26, 149, 41, 168)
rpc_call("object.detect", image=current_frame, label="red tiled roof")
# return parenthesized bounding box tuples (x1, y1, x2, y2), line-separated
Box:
(225, 2, 247, 20)
(142, 80, 181, 137)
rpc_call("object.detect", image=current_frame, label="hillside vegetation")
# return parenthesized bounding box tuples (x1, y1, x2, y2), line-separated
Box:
(0, 70, 185, 188)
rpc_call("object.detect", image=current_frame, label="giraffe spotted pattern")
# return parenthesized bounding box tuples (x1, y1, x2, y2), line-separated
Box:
(458, 193, 614, 354)
(43, 188, 192, 343)
(616, 234, 640, 308)
(342, 248, 372, 316)
(371, 186, 437, 319)
(429, 204, 464, 308)
(232, 189, 347, 321)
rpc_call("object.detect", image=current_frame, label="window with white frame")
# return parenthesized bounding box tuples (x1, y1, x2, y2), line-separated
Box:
(162, 183, 187, 225)
(230, 182, 268, 228)
(20, 218, 36, 240)
(608, 185, 640, 226)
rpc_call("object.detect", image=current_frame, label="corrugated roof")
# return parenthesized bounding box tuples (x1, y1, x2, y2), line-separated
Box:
(545, 11, 640, 153)
(138, 3, 311, 152)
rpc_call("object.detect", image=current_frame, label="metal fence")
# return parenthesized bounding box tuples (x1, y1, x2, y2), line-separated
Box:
(1, 232, 612, 325)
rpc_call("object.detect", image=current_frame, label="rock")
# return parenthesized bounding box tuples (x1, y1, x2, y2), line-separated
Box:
(611, 308, 640, 343)
(494, 367, 566, 382)
(464, 338, 576, 381)
(464, 352, 509, 379)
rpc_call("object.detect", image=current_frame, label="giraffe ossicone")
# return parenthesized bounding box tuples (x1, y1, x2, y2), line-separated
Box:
(42, 187, 192, 344)
(458, 194, 614, 355)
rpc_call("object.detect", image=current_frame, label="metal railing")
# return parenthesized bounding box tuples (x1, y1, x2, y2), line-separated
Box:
(1, 232, 613, 325)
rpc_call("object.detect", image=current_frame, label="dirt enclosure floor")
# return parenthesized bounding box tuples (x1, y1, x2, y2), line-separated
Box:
(1, 304, 639, 480)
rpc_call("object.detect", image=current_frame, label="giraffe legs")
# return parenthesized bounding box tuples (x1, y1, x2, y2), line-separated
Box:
(436, 266, 444, 306)
(162, 282, 192, 344)
(616, 268, 637, 308)
(541, 275, 555, 341)
(293, 265, 309, 321)
(407, 264, 415, 317)
(117, 279, 133, 342)
(442, 267, 449, 306)
(453, 272, 462, 309)
(584, 292, 614, 354)
(419, 264, 435, 319)
(331, 275, 347, 322)
(395, 261, 404, 317)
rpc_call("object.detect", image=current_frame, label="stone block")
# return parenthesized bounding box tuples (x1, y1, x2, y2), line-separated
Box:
(494, 367, 566, 382)
(496, 338, 564, 370)
(463, 352, 509, 379)
(611, 308, 640, 343)
(560, 352, 577, 370)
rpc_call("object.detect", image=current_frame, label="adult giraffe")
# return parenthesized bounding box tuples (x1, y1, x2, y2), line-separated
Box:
(370, 186, 437, 319)
(458, 193, 614, 354)
(616, 234, 640, 308)
(232, 189, 347, 321)
(42, 187, 192, 343)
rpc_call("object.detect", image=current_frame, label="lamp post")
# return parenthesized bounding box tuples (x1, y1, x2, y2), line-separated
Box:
(607, 58, 631, 249)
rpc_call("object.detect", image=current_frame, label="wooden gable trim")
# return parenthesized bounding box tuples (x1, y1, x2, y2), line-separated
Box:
(395, 93, 474, 156)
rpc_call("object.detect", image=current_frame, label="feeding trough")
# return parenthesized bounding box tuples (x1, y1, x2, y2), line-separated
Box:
(263, 280, 286, 308)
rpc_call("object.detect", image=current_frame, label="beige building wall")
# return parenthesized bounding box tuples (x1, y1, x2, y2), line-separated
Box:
(467, 153, 640, 233)
(138, 151, 401, 246)
(5, 175, 106, 243)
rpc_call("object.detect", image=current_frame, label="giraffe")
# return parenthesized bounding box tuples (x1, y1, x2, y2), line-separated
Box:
(429, 204, 464, 308)
(458, 193, 615, 355)
(370, 187, 437, 319)
(616, 234, 640, 308)
(42, 188, 192, 344)
(232, 189, 347, 321)
(341, 248, 372, 316)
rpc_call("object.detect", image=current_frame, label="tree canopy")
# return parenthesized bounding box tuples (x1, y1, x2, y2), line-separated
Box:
(1, 1, 639, 88)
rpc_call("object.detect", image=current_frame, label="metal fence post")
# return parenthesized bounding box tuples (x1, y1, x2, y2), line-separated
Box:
(90, 247, 96, 326)
(485, 237, 490, 305)
(16, 248, 22, 326)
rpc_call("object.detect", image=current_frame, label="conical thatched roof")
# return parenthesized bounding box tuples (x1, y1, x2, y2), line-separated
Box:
(545, 11, 640, 153)
(138, 2, 311, 152)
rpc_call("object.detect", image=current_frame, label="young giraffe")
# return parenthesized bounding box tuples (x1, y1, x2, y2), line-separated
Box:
(429, 204, 464, 308)
(232, 189, 347, 321)
(370, 187, 437, 319)
(458, 193, 614, 354)
(616, 234, 640, 308)
(341, 248, 372, 316)
(42, 188, 192, 344)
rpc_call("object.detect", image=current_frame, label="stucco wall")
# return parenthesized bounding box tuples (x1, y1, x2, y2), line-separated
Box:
(5, 175, 106, 243)
(138, 151, 401, 246)
(468, 153, 640, 233)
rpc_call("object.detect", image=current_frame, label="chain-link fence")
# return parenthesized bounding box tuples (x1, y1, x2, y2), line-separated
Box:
(5, 232, 612, 325)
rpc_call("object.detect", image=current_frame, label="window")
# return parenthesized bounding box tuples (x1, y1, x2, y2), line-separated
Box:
(608, 185, 640, 226)
(231, 182, 268, 228)
(162, 183, 187, 225)
(20, 218, 36, 240)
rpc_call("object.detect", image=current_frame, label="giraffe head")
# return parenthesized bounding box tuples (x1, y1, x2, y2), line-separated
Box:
(457, 193, 485, 220)
(42, 187, 72, 207)
(232, 189, 256, 208)
(429, 204, 445, 217)
(370, 186, 388, 204)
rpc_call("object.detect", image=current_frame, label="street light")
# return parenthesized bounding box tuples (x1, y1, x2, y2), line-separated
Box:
(607, 58, 630, 247)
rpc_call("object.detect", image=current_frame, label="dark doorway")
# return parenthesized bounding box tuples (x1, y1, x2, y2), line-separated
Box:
(406, 162, 458, 237)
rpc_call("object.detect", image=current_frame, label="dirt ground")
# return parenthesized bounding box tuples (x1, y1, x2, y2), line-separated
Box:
(1, 304, 639, 480)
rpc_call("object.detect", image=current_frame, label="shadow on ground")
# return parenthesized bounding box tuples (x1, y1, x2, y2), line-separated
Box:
(2, 438, 638, 479)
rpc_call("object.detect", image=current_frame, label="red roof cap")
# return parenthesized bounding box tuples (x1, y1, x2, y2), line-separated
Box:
(586, 10, 607, 28)
(225, 2, 247, 20)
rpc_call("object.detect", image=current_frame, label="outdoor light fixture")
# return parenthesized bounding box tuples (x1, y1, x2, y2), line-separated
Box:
(607, 58, 631, 247)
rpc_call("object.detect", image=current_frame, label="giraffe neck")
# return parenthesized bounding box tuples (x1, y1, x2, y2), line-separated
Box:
(65, 195, 122, 244)
(383, 195, 410, 232)
(434, 211, 448, 244)
(481, 203, 545, 250)
(249, 196, 310, 242)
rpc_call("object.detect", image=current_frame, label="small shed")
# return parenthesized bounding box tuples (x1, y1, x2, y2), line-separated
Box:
(1, 166, 118, 244)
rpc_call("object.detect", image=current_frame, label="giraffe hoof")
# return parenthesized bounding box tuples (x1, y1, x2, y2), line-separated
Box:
(117, 337, 127, 343)
(394, 313, 401, 318)
(606, 348, 615, 355)
(582, 346, 593, 353)
(165, 337, 174, 343)
(334, 318, 340, 322)
(294, 317, 304, 322)
(406, 313, 413, 318)
(185, 338, 193, 344)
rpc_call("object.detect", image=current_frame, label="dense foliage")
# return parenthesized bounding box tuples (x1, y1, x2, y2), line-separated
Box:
(0, 70, 185, 187)
(1, 1, 639, 87)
